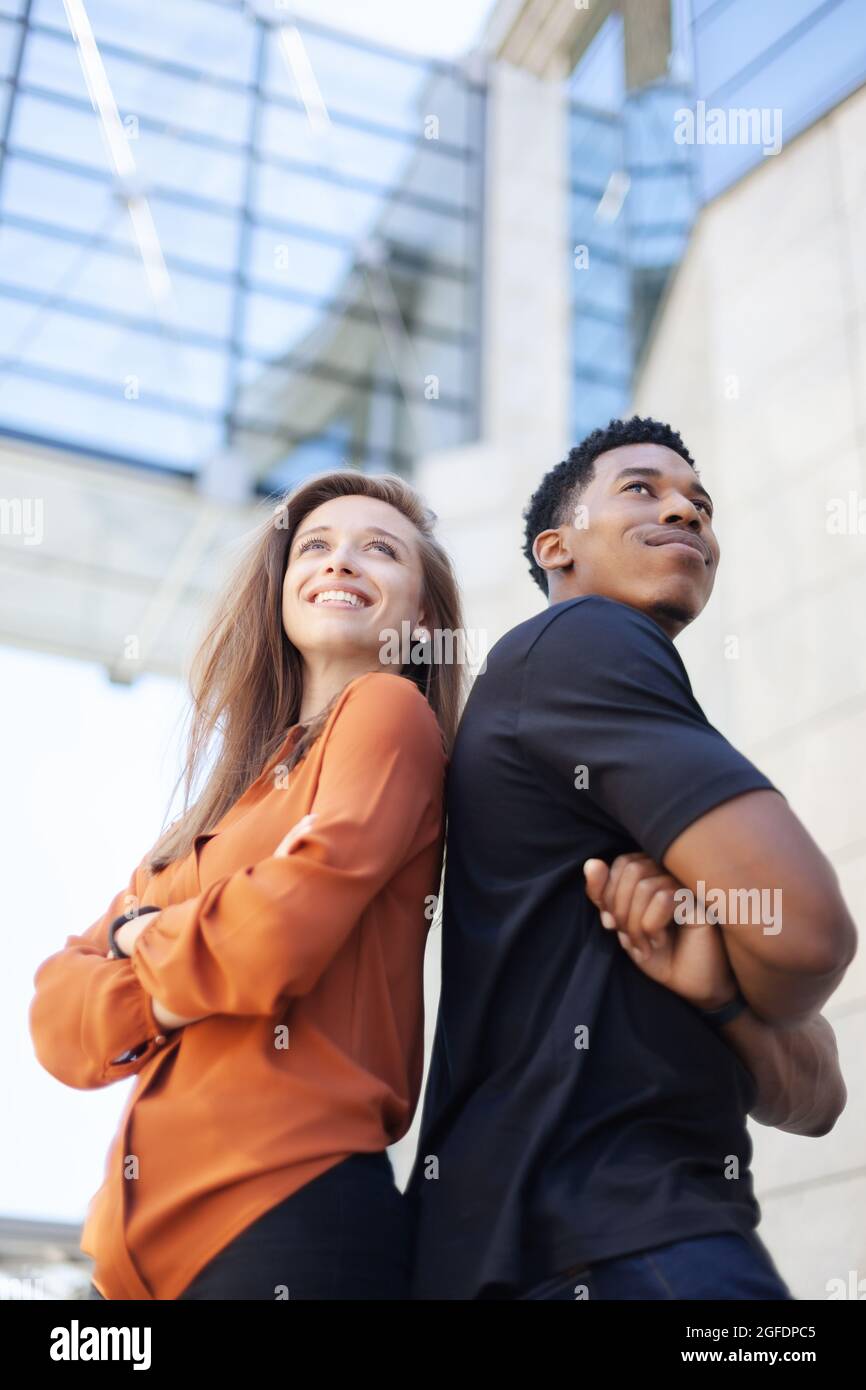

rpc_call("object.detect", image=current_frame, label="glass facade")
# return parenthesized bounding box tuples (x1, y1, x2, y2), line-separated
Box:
(691, 0, 866, 201)
(0, 0, 485, 490)
(567, 0, 866, 445)
(568, 8, 693, 443)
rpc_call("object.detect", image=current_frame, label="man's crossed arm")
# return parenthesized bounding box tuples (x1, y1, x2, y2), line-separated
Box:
(584, 852, 848, 1138)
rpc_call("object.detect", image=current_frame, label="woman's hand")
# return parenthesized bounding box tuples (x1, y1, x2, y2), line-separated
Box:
(274, 813, 317, 857)
(108, 911, 208, 1030)
(584, 853, 738, 1011)
(109, 914, 153, 959)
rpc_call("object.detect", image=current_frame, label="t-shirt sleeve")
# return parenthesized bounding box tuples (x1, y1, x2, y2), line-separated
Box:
(517, 596, 778, 864)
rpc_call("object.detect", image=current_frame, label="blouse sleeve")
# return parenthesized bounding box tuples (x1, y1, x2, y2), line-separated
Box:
(129, 673, 445, 1019)
(29, 858, 168, 1090)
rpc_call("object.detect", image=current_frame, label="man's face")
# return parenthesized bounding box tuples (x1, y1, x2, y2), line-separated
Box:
(532, 443, 720, 636)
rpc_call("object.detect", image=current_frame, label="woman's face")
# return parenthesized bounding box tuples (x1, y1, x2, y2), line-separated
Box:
(282, 493, 427, 666)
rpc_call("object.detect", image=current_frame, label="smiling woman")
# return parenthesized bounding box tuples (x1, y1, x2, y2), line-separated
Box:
(141, 471, 468, 877)
(29, 468, 468, 1301)
(281, 491, 440, 728)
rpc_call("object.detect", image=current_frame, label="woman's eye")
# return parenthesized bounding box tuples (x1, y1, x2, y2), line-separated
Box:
(369, 538, 397, 557)
(297, 537, 327, 554)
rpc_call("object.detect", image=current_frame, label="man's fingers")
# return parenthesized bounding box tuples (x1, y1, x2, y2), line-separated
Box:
(583, 859, 610, 909)
(611, 857, 654, 935)
(624, 875, 670, 955)
(642, 886, 677, 934)
(617, 925, 672, 965)
(602, 853, 651, 917)
(616, 929, 649, 963)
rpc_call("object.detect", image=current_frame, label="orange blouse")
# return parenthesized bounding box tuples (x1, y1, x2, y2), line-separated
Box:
(29, 671, 446, 1300)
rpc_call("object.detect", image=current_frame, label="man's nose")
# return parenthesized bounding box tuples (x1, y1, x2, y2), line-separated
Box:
(660, 495, 702, 527)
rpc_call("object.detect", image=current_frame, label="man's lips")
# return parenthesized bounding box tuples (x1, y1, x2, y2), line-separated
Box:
(644, 531, 711, 564)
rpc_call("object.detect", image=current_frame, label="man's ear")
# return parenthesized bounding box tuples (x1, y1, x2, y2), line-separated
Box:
(533, 528, 573, 576)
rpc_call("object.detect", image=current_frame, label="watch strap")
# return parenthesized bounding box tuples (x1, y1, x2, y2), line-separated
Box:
(108, 904, 161, 959)
(698, 987, 749, 1028)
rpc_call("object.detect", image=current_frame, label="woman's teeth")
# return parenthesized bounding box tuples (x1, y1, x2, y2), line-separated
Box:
(313, 590, 365, 607)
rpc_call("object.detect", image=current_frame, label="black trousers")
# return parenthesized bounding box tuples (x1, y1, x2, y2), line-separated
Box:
(88, 1151, 410, 1301)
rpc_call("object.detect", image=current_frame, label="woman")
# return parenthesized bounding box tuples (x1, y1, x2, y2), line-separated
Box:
(29, 470, 467, 1300)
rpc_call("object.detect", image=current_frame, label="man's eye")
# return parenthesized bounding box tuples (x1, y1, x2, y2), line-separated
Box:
(623, 482, 650, 495)
(695, 500, 713, 516)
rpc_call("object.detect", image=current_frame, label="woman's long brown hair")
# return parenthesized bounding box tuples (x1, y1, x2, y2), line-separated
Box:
(144, 470, 468, 877)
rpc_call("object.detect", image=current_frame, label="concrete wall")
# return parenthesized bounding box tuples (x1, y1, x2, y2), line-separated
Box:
(632, 81, 866, 1300)
(414, 59, 571, 646)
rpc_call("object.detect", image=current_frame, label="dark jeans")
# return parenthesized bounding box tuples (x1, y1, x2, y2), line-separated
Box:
(516, 1230, 794, 1300)
(88, 1150, 410, 1301)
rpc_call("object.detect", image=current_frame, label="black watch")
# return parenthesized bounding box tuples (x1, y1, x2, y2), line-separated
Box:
(108, 905, 161, 959)
(697, 988, 748, 1029)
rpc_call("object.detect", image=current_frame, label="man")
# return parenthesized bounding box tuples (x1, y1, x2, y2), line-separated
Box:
(407, 415, 856, 1300)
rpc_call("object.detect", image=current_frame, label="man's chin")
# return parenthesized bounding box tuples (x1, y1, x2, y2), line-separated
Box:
(646, 593, 703, 634)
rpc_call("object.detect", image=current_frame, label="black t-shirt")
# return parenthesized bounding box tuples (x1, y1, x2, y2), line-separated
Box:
(407, 595, 777, 1300)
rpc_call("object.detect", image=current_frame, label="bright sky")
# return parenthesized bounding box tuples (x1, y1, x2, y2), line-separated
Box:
(4, 645, 188, 1223)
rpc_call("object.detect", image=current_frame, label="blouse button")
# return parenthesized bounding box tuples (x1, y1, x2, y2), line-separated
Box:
(154, 1034, 166, 1046)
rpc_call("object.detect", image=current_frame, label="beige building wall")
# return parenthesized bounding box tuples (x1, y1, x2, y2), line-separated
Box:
(415, 57, 572, 649)
(632, 82, 866, 1299)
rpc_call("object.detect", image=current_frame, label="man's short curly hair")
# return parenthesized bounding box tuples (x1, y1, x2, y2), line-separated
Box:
(521, 415, 697, 594)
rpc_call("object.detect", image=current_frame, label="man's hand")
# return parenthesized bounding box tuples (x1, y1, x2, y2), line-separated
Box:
(583, 854, 847, 1135)
(584, 853, 737, 1010)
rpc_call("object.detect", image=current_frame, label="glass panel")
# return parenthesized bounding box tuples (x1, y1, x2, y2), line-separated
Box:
(0, 13, 21, 73)
(257, 100, 470, 208)
(694, 0, 824, 98)
(573, 254, 629, 317)
(252, 159, 382, 241)
(1, 152, 119, 233)
(258, 101, 407, 187)
(572, 378, 629, 443)
(0, 297, 226, 408)
(573, 312, 630, 368)
(262, 22, 436, 136)
(0, 223, 232, 342)
(0, 372, 221, 467)
(567, 10, 625, 112)
(32, 0, 256, 83)
(10, 89, 108, 170)
(246, 223, 353, 298)
(146, 195, 240, 272)
(694, 0, 866, 200)
(380, 195, 470, 270)
(1, 4, 482, 473)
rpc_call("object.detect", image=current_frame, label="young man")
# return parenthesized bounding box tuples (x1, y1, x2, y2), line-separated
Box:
(407, 416, 856, 1301)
